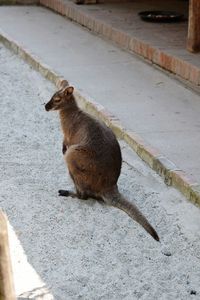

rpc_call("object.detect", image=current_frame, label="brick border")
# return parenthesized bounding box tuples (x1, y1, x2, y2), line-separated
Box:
(1, 30, 200, 206)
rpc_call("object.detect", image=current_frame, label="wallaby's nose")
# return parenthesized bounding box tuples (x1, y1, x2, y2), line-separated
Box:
(45, 102, 51, 111)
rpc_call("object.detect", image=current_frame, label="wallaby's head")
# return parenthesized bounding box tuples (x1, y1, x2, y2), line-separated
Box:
(45, 85, 74, 112)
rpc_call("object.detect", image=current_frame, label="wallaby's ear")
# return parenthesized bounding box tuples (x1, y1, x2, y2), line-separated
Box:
(63, 86, 74, 97)
(60, 79, 69, 89)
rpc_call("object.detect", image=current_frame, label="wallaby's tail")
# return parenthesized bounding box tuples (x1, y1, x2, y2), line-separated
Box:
(103, 189, 159, 242)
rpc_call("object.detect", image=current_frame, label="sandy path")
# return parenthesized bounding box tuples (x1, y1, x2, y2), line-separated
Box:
(0, 45, 200, 299)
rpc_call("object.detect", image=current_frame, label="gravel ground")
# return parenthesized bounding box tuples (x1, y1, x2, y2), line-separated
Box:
(0, 45, 200, 300)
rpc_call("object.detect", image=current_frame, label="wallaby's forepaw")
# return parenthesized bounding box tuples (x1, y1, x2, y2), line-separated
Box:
(62, 144, 67, 155)
(58, 190, 70, 197)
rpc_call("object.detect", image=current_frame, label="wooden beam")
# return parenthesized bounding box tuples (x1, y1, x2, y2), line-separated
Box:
(0, 211, 16, 300)
(187, 0, 200, 52)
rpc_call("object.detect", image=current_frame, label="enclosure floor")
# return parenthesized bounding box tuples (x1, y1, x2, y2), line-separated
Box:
(0, 45, 200, 300)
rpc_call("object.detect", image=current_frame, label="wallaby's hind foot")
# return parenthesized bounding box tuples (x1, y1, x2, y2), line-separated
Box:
(58, 189, 88, 200)
(58, 189, 76, 197)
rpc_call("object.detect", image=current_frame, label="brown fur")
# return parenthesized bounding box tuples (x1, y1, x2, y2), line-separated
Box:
(45, 84, 159, 241)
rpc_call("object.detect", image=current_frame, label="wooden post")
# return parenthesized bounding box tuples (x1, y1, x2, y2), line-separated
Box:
(187, 0, 200, 52)
(0, 211, 16, 300)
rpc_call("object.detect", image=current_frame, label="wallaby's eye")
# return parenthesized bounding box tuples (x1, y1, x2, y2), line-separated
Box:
(54, 97, 61, 102)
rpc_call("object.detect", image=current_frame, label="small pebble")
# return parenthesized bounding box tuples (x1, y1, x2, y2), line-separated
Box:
(190, 290, 197, 295)
(163, 251, 172, 257)
(161, 248, 172, 256)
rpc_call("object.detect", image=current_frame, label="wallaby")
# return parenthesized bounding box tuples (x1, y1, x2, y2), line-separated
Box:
(45, 81, 159, 241)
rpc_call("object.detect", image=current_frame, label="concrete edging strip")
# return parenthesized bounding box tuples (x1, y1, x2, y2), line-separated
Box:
(1, 30, 200, 206)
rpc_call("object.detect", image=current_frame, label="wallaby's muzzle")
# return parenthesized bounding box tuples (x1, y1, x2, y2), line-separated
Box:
(45, 101, 52, 111)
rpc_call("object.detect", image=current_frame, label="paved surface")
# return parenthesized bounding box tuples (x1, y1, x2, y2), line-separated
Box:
(0, 6, 200, 183)
(39, 0, 200, 87)
(1, 45, 200, 300)
(66, 0, 200, 68)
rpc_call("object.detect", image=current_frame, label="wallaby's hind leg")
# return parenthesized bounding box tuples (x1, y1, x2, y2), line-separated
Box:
(59, 156, 89, 200)
(62, 145, 105, 201)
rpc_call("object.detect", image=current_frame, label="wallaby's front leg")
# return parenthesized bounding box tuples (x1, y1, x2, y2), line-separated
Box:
(62, 142, 67, 155)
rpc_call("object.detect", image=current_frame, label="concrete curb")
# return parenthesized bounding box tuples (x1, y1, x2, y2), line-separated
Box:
(1, 30, 200, 206)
